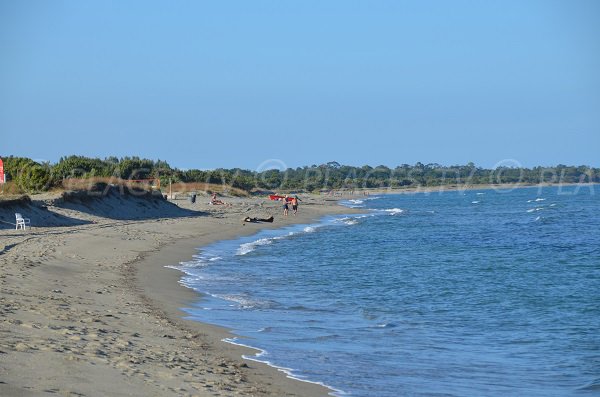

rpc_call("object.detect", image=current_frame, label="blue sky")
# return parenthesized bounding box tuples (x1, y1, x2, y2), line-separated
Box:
(1, 0, 599, 170)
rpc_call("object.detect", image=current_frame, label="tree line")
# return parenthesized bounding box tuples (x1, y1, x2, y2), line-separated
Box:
(1, 155, 598, 194)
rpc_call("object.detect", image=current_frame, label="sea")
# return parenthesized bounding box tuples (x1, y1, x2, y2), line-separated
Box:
(172, 185, 599, 397)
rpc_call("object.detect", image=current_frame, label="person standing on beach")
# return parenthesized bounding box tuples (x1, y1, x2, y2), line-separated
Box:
(291, 196, 299, 215)
(282, 195, 289, 216)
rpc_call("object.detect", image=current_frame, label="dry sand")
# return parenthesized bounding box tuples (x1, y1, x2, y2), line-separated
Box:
(0, 191, 357, 396)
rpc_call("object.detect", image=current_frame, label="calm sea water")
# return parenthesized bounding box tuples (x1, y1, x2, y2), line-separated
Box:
(175, 185, 600, 396)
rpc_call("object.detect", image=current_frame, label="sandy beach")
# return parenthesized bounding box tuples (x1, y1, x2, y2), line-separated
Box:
(0, 190, 356, 396)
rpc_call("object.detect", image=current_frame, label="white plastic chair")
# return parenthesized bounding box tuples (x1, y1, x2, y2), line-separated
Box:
(15, 213, 30, 230)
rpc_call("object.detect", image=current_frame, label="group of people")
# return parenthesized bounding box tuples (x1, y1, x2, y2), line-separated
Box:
(281, 195, 300, 216)
(210, 192, 299, 216)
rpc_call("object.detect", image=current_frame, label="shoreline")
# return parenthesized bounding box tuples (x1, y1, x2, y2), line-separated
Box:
(133, 200, 359, 397)
(0, 193, 359, 396)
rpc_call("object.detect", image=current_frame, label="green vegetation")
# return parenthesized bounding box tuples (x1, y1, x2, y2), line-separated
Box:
(0, 155, 598, 194)
(2, 157, 53, 193)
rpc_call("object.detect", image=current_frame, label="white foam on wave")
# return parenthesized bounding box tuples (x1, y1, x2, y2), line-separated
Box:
(340, 196, 381, 208)
(377, 208, 404, 215)
(333, 214, 374, 226)
(373, 208, 404, 216)
(222, 337, 347, 396)
(236, 222, 330, 256)
(299, 223, 330, 234)
(168, 253, 223, 271)
(476, 192, 485, 195)
(180, 255, 207, 266)
(527, 207, 544, 213)
(471, 201, 480, 204)
(171, 261, 196, 269)
(340, 199, 365, 208)
(373, 323, 397, 328)
(237, 238, 274, 255)
(273, 232, 293, 240)
(224, 337, 268, 357)
(527, 198, 546, 203)
(177, 269, 241, 290)
(336, 215, 368, 225)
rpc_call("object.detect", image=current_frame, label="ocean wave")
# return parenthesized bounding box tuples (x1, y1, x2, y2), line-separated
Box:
(174, 260, 199, 268)
(229, 339, 346, 397)
(236, 223, 328, 255)
(337, 216, 360, 225)
(577, 377, 600, 391)
(527, 198, 546, 203)
(237, 238, 275, 255)
(373, 208, 404, 216)
(333, 214, 371, 225)
(311, 334, 342, 342)
(224, 337, 269, 359)
(527, 207, 544, 213)
(339, 199, 365, 208)
(287, 305, 313, 311)
(386, 208, 404, 215)
(177, 252, 224, 267)
(471, 201, 480, 204)
(257, 326, 273, 333)
(297, 222, 328, 235)
(171, 259, 212, 270)
(476, 192, 485, 195)
(223, 336, 346, 395)
(373, 323, 397, 328)
(339, 196, 382, 208)
(213, 293, 279, 310)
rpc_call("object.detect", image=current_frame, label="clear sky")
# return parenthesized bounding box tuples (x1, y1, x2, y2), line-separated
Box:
(1, 0, 599, 171)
